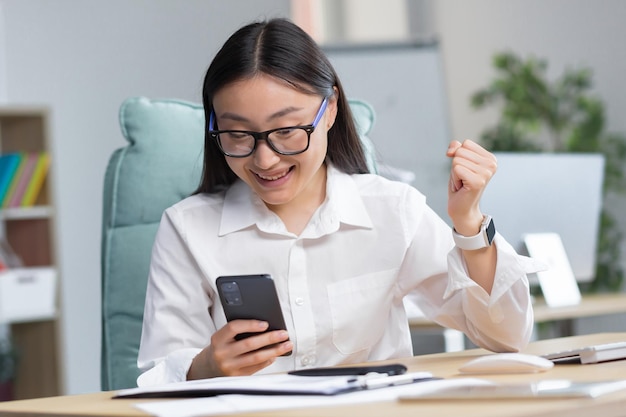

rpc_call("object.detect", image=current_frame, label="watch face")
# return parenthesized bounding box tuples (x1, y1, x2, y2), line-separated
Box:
(486, 218, 496, 245)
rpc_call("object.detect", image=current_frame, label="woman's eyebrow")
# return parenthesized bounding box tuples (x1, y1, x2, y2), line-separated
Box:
(218, 106, 304, 124)
(218, 112, 248, 123)
(266, 106, 303, 121)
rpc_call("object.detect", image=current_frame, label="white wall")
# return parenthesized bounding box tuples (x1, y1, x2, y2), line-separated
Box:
(1, 0, 290, 394)
(429, 0, 626, 143)
(0, 3, 6, 102)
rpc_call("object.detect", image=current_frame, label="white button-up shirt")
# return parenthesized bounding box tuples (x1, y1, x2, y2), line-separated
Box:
(137, 165, 539, 386)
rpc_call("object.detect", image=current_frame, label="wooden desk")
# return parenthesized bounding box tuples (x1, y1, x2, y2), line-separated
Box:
(1, 332, 626, 417)
(409, 293, 626, 331)
(532, 293, 626, 323)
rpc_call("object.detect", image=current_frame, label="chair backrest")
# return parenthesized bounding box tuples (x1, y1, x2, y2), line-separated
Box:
(100, 96, 377, 390)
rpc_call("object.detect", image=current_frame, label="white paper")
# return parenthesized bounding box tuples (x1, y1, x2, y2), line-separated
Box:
(117, 371, 433, 398)
(134, 378, 491, 417)
(398, 379, 626, 400)
(524, 233, 581, 307)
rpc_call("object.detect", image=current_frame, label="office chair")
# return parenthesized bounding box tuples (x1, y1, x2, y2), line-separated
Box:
(100, 96, 377, 390)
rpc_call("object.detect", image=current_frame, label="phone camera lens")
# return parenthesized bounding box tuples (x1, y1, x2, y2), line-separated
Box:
(220, 281, 243, 305)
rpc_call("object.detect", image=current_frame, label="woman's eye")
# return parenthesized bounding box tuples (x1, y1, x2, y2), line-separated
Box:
(225, 132, 250, 140)
(275, 128, 296, 137)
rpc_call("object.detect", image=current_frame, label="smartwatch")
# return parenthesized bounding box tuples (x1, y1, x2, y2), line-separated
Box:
(452, 215, 496, 250)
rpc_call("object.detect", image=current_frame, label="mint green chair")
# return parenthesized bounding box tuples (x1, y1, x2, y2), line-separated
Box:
(100, 96, 377, 390)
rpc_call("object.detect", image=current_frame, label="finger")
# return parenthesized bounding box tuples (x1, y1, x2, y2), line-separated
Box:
(459, 140, 497, 167)
(452, 155, 493, 177)
(235, 358, 277, 376)
(209, 320, 270, 365)
(448, 140, 465, 192)
(238, 330, 290, 353)
(451, 146, 497, 181)
(220, 336, 293, 375)
(449, 168, 462, 193)
(446, 140, 462, 157)
(218, 351, 274, 376)
(217, 320, 269, 342)
(451, 163, 488, 192)
(459, 139, 485, 152)
(448, 140, 494, 192)
(450, 153, 486, 193)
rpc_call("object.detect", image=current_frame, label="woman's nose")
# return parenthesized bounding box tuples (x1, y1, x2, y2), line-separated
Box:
(253, 140, 280, 169)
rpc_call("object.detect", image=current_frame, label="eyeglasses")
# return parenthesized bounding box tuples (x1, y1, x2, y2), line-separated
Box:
(208, 97, 329, 158)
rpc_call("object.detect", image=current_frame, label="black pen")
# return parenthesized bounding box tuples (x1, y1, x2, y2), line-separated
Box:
(288, 364, 408, 377)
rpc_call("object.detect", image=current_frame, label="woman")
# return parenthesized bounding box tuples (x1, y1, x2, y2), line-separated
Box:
(137, 18, 539, 386)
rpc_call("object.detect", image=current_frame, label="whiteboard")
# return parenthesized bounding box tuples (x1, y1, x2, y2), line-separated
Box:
(325, 41, 452, 217)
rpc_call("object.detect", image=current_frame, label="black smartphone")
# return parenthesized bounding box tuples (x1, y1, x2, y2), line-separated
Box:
(216, 274, 291, 355)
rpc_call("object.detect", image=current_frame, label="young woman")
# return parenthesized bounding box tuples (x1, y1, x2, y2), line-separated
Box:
(136, 18, 540, 386)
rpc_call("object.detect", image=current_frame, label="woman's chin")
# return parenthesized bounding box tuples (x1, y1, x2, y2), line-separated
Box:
(257, 191, 293, 208)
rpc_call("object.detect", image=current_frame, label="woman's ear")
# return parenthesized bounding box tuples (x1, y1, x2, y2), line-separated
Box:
(326, 87, 339, 130)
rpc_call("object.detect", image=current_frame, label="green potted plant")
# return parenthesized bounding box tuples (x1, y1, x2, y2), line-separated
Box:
(471, 51, 626, 293)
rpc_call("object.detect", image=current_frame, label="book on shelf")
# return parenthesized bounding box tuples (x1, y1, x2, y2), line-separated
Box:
(0, 152, 50, 208)
(21, 152, 50, 206)
(8, 153, 39, 207)
(0, 153, 21, 203)
(1, 153, 27, 208)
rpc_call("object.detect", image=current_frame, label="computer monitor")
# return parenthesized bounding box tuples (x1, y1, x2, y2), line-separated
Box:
(480, 153, 605, 284)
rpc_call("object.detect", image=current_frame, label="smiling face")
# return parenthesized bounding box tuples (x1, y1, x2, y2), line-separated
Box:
(212, 74, 338, 217)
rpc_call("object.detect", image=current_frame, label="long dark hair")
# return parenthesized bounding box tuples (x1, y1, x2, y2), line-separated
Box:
(195, 18, 369, 194)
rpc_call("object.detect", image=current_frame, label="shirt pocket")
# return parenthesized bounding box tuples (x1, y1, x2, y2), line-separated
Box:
(327, 268, 398, 355)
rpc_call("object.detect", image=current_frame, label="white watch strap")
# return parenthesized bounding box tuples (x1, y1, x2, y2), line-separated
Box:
(452, 216, 494, 250)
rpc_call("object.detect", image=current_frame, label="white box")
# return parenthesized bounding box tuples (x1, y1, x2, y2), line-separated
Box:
(0, 267, 57, 323)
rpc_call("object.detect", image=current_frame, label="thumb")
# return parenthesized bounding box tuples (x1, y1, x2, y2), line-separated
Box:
(447, 140, 462, 157)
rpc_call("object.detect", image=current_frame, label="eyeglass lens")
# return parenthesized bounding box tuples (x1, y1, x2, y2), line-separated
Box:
(218, 128, 310, 156)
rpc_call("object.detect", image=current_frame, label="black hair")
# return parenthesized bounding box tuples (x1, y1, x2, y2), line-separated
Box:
(195, 18, 369, 194)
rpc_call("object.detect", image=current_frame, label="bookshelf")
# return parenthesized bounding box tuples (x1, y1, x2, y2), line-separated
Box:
(0, 106, 62, 399)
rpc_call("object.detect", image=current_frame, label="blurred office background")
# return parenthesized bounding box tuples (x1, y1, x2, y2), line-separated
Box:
(0, 0, 625, 395)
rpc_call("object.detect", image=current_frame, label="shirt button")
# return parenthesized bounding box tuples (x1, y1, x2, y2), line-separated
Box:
(301, 355, 316, 366)
(295, 297, 304, 306)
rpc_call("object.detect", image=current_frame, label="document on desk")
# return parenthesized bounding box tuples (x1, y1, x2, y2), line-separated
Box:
(398, 379, 626, 401)
(132, 378, 491, 417)
(115, 371, 434, 399)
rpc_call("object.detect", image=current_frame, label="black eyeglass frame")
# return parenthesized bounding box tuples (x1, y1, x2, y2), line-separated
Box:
(208, 97, 329, 158)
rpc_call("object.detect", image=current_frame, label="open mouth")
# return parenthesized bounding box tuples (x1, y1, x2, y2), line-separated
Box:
(255, 166, 294, 181)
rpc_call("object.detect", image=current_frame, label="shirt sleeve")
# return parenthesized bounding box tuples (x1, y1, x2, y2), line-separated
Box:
(400, 191, 544, 353)
(136, 207, 217, 387)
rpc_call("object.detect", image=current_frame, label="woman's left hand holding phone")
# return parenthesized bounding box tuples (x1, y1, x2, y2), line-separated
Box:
(187, 319, 293, 380)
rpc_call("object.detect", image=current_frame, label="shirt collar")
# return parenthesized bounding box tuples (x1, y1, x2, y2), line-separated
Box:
(324, 164, 373, 229)
(219, 180, 271, 236)
(219, 164, 373, 236)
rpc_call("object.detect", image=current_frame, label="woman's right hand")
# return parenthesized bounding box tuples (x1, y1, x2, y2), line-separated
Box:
(186, 319, 293, 380)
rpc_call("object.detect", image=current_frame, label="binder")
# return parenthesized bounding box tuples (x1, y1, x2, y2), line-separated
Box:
(114, 371, 434, 399)
(8, 153, 38, 207)
(0, 153, 21, 203)
(1, 153, 26, 207)
(21, 152, 51, 206)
